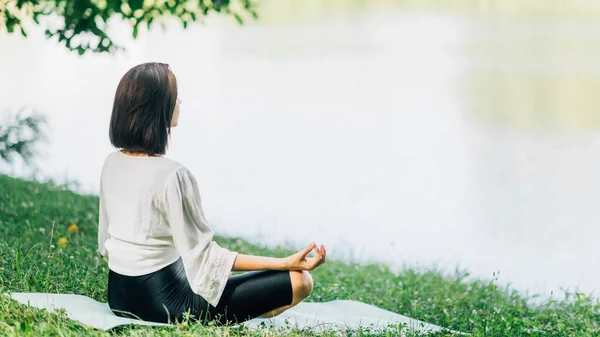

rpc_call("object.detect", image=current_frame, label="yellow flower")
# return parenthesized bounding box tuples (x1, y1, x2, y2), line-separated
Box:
(68, 223, 79, 235)
(57, 237, 68, 248)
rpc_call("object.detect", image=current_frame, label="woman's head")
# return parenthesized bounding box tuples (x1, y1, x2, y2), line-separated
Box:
(109, 62, 180, 156)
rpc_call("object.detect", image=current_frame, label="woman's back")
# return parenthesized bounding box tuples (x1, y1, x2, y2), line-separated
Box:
(100, 147, 239, 308)
(99, 150, 185, 276)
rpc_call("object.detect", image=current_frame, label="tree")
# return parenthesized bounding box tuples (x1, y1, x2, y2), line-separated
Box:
(0, 108, 48, 167)
(0, 0, 258, 55)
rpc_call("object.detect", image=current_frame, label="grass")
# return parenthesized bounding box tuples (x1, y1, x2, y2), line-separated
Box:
(0, 174, 599, 336)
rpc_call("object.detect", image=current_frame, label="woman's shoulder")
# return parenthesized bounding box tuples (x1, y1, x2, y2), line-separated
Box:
(152, 156, 189, 179)
(154, 156, 201, 187)
(103, 150, 190, 179)
(157, 160, 200, 200)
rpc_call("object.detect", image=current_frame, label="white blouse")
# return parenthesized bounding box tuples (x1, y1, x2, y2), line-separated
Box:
(97, 150, 238, 307)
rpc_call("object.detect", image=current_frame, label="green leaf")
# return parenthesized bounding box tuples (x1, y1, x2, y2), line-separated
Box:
(4, 0, 257, 55)
(234, 13, 243, 25)
(129, 0, 143, 11)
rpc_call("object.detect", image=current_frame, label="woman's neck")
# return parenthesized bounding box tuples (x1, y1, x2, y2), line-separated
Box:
(121, 149, 163, 157)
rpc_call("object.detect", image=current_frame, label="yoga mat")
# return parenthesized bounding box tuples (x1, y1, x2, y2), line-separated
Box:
(4, 292, 459, 335)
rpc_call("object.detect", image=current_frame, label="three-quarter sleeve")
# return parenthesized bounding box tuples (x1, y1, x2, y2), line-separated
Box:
(160, 167, 238, 307)
(97, 175, 109, 257)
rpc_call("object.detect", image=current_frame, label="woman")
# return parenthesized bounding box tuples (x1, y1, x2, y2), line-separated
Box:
(98, 62, 327, 325)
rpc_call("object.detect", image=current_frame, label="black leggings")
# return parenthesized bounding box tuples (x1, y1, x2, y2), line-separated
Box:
(107, 257, 294, 325)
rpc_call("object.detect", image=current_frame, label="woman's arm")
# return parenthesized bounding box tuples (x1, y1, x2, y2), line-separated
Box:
(230, 242, 326, 272)
(231, 253, 287, 271)
(97, 174, 109, 258)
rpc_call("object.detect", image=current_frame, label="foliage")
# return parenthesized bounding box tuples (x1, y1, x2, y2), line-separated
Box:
(0, 108, 48, 167)
(0, 0, 258, 55)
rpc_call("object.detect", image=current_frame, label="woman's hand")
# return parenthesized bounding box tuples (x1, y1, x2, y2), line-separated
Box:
(283, 242, 326, 271)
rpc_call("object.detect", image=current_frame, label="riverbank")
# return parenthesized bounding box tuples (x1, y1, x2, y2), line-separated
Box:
(0, 174, 597, 336)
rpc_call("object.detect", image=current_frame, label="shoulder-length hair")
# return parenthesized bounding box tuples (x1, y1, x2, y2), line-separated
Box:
(109, 62, 178, 156)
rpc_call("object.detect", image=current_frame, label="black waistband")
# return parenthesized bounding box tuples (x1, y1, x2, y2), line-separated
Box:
(109, 256, 185, 281)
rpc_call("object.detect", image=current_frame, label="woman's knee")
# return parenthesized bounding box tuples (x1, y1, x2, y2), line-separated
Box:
(290, 270, 313, 301)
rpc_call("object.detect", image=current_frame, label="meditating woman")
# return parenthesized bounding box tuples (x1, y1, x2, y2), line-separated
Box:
(97, 62, 327, 325)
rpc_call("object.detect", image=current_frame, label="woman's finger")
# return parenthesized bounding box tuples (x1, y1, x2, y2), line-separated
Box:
(313, 247, 324, 268)
(318, 246, 325, 266)
(313, 246, 325, 268)
(300, 242, 316, 259)
(315, 244, 323, 261)
(316, 245, 323, 261)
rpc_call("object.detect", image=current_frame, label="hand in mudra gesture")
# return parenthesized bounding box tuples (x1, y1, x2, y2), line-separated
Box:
(284, 242, 326, 271)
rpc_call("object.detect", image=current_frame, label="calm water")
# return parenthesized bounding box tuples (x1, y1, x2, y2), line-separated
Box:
(1, 7, 600, 299)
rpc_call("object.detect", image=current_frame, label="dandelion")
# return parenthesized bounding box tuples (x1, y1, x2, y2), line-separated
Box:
(68, 223, 79, 235)
(57, 237, 68, 248)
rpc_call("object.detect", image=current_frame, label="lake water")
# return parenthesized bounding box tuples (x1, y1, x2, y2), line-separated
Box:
(1, 5, 600, 299)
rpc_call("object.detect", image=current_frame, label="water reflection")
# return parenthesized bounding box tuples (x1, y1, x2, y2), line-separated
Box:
(1, 3, 599, 299)
(460, 15, 600, 295)
(463, 17, 600, 132)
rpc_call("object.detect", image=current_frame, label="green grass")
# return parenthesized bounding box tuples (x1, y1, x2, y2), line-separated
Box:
(0, 174, 599, 336)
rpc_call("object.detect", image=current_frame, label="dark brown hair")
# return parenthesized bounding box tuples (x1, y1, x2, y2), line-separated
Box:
(109, 62, 177, 156)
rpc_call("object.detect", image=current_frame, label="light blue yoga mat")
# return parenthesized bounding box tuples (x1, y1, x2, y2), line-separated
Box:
(4, 292, 460, 335)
